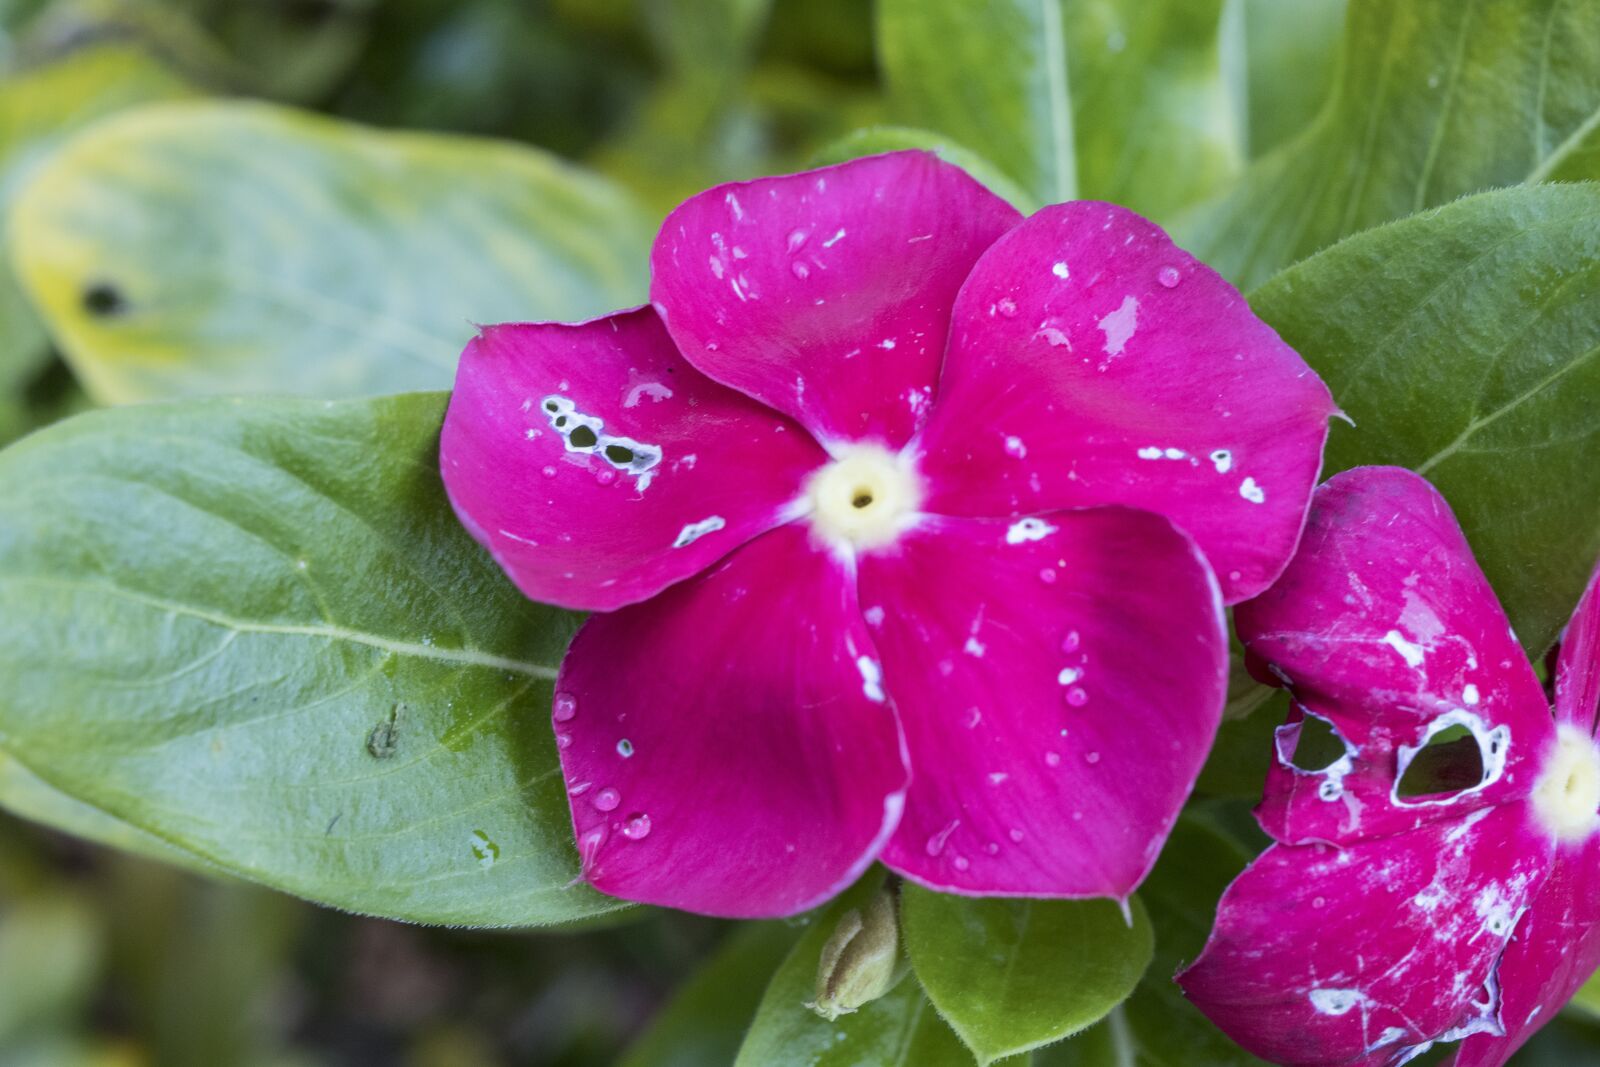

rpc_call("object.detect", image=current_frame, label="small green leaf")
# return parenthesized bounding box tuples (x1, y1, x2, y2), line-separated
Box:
(10, 99, 651, 404)
(0, 392, 623, 927)
(734, 873, 973, 1066)
(1181, 0, 1600, 289)
(0, 42, 194, 401)
(810, 126, 1038, 211)
(1250, 182, 1600, 654)
(618, 923, 799, 1067)
(878, 0, 1241, 219)
(902, 887, 1153, 1064)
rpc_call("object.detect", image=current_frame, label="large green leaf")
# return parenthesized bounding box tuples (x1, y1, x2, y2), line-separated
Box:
(618, 922, 799, 1067)
(0, 42, 194, 400)
(9, 99, 650, 404)
(878, 0, 1241, 220)
(1042, 817, 1265, 1066)
(1181, 0, 1600, 289)
(1250, 182, 1600, 655)
(902, 887, 1153, 1064)
(0, 392, 622, 927)
(734, 874, 975, 1067)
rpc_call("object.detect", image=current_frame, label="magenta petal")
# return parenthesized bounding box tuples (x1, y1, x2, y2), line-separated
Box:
(1555, 560, 1600, 733)
(439, 307, 825, 611)
(1179, 804, 1553, 1066)
(1236, 468, 1553, 847)
(553, 524, 908, 918)
(859, 508, 1227, 898)
(650, 151, 1021, 449)
(1453, 839, 1600, 1067)
(917, 201, 1335, 604)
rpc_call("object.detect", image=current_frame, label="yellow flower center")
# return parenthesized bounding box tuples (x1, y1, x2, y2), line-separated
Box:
(805, 444, 923, 552)
(1532, 722, 1600, 842)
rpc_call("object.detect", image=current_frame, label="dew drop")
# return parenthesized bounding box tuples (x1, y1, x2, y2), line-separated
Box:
(594, 788, 621, 812)
(1045, 751, 1062, 767)
(791, 261, 811, 280)
(925, 820, 960, 857)
(1008, 828, 1025, 843)
(786, 228, 809, 252)
(553, 692, 578, 722)
(1066, 687, 1089, 707)
(1061, 630, 1081, 653)
(622, 812, 652, 840)
(997, 297, 1018, 317)
(953, 856, 971, 872)
(1039, 567, 1057, 584)
(1313, 896, 1326, 908)
(1085, 751, 1102, 765)
(555, 731, 573, 749)
(1157, 265, 1181, 288)
(568, 780, 592, 796)
(542, 466, 557, 478)
(616, 738, 635, 758)
(1004, 434, 1027, 458)
(595, 468, 617, 486)
(984, 842, 1000, 856)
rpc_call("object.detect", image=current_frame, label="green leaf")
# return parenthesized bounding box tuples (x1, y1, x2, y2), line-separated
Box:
(1235, 0, 1346, 157)
(0, 42, 194, 400)
(879, 0, 1077, 207)
(1250, 182, 1600, 655)
(902, 886, 1153, 1064)
(618, 923, 799, 1067)
(0, 750, 218, 877)
(1180, 0, 1600, 289)
(810, 125, 1039, 211)
(878, 0, 1242, 219)
(10, 99, 651, 404)
(1040, 816, 1266, 1066)
(0, 392, 623, 927)
(734, 873, 974, 1067)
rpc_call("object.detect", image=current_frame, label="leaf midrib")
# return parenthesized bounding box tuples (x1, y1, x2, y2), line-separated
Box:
(0, 573, 557, 679)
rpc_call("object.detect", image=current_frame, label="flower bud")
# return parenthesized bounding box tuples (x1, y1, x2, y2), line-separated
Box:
(806, 887, 900, 1021)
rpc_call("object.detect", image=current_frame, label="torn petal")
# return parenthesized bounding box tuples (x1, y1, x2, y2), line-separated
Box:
(1179, 803, 1552, 1066)
(1237, 468, 1554, 846)
(1554, 558, 1600, 734)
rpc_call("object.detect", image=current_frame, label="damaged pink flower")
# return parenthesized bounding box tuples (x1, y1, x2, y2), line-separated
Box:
(1180, 466, 1600, 1066)
(439, 151, 1335, 918)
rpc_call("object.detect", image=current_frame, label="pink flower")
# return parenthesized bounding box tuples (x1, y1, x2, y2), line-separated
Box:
(1179, 466, 1600, 1066)
(439, 151, 1335, 918)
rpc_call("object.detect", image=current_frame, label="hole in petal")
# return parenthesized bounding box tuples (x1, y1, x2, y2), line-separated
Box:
(82, 281, 127, 317)
(1397, 725, 1485, 799)
(604, 443, 635, 465)
(1287, 714, 1348, 772)
(569, 425, 599, 449)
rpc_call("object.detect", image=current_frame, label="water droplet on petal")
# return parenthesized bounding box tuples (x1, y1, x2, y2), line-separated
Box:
(595, 468, 616, 486)
(1045, 751, 1062, 767)
(953, 856, 970, 872)
(616, 738, 634, 758)
(553, 692, 578, 721)
(997, 297, 1018, 317)
(1039, 567, 1057, 584)
(984, 842, 1000, 856)
(1061, 630, 1081, 653)
(1085, 751, 1101, 765)
(1066, 687, 1089, 707)
(791, 261, 811, 279)
(594, 788, 621, 812)
(1008, 828, 1025, 843)
(622, 812, 652, 840)
(925, 820, 960, 857)
(1157, 265, 1181, 288)
(555, 732, 573, 749)
(542, 466, 557, 478)
(786, 228, 809, 252)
